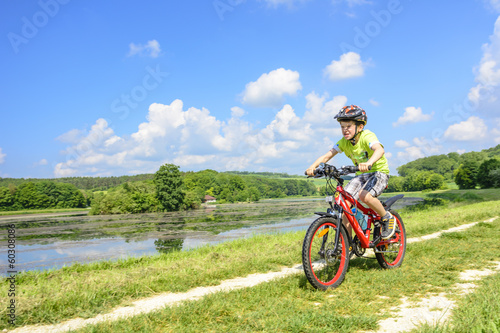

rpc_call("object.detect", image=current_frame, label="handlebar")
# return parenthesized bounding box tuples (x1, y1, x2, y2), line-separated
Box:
(304, 164, 372, 178)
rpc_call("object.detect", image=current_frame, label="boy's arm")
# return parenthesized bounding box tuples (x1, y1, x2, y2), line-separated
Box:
(306, 150, 338, 176)
(359, 143, 384, 172)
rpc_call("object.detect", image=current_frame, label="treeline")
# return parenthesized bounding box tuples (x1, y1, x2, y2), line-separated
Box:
(0, 174, 154, 191)
(397, 144, 500, 180)
(0, 181, 86, 211)
(0, 170, 300, 191)
(90, 166, 318, 215)
(386, 172, 445, 192)
(392, 144, 500, 191)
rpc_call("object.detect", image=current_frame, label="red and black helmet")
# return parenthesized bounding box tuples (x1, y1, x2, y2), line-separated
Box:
(334, 105, 367, 125)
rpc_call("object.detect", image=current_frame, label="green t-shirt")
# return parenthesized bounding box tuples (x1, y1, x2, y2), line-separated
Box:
(332, 129, 390, 175)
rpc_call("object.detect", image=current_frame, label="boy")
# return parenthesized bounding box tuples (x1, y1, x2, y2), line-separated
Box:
(305, 105, 396, 239)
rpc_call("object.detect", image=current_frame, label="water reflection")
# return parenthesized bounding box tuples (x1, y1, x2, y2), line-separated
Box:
(154, 238, 184, 254)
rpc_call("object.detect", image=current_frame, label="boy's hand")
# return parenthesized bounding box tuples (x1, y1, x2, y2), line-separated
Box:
(305, 168, 315, 176)
(358, 163, 372, 172)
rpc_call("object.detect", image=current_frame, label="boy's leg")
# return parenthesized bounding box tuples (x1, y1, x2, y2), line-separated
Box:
(358, 190, 385, 216)
(357, 172, 396, 239)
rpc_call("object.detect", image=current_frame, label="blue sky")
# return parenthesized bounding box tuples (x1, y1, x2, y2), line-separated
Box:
(2, 0, 500, 178)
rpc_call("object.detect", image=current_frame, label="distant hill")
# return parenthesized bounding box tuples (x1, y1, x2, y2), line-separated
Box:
(397, 144, 500, 180)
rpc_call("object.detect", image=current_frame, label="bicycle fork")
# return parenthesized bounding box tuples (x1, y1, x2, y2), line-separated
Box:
(318, 215, 344, 259)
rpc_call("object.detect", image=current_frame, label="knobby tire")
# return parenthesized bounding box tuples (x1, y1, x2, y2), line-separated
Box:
(302, 216, 350, 290)
(375, 210, 406, 269)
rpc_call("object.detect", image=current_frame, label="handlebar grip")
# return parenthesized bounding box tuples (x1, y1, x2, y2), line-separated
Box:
(304, 169, 318, 176)
(353, 165, 372, 171)
(305, 168, 321, 176)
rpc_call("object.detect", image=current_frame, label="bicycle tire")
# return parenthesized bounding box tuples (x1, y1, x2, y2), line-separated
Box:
(375, 210, 406, 269)
(302, 216, 350, 290)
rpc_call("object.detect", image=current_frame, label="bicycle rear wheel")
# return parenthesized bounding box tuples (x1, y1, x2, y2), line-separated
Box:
(302, 216, 350, 290)
(375, 210, 406, 269)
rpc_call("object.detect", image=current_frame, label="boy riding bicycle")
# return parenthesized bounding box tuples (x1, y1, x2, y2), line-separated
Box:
(305, 105, 396, 239)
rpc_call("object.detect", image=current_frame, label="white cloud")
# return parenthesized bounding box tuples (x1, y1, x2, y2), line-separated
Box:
(36, 159, 48, 166)
(396, 137, 443, 165)
(261, 0, 310, 8)
(394, 140, 410, 148)
(303, 92, 347, 124)
(230, 106, 245, 118)
(56, 129, 84, 144)
(0, 148, 5, 164)
(484, 0, 500, 12)
(54, 100, 250, 176)
(492, 118, 500, 143)
(393, 107, 434, 127)
(262, 104, 310, 141)
(443, 116, 488, 141)
(128, 40, 161, 58)
(241, 68, 302, 108)
(468, 16, 500, 114)
(324, 52, 366, 81)
(369, 99, 379, 107)
(54, 93, 354, 177)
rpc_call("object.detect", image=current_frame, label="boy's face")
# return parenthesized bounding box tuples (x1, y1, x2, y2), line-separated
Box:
(339, 121, 363, 140)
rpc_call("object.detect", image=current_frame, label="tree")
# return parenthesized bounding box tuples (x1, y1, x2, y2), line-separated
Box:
(154, 164, 185, 212)
(425, 173, 445, 190)
(490, 168, 500, 188)
(387, 176, 404, 192)
(15, 182, 52, 209)
(454, 160, 479, 189)
(0, 187, 14, 210)
(477, 158, 500, 188)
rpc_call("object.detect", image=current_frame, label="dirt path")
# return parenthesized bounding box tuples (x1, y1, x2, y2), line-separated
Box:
(7, 216, 499, 333)
(371, 261, 500, 333)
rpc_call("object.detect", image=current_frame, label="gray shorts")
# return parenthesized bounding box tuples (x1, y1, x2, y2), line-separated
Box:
(344, 172, 389, 200)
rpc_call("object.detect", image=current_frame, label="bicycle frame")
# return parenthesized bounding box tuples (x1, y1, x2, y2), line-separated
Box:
(331, 184, 379, 249)
(319, 170, 401, 251)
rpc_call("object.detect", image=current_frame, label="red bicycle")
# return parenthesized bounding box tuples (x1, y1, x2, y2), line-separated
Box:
(302, 163, 406, 290)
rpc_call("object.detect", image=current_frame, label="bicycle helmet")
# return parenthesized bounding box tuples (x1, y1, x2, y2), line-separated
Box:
(334, 105, 367, 125)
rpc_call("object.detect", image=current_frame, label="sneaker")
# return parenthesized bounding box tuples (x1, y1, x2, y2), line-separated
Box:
(381, 213, 396, 239)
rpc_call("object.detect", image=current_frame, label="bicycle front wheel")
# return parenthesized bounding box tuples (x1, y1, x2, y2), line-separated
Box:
(302, 216, 350, 290)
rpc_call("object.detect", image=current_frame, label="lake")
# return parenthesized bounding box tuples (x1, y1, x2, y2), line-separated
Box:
(0, 197, 422, 274)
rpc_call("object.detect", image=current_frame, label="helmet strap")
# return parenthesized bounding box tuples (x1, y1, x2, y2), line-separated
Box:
(349, 125, 362, 145)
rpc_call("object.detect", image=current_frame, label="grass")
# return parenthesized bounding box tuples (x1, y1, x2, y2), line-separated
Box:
(72, 215, 500, 332)
(1, 189, 500, 331)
